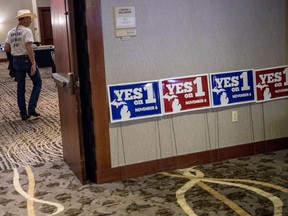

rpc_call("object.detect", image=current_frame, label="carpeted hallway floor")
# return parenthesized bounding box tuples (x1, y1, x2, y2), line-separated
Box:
(0, 62, 62, 171)
(0, 62, 287, 216)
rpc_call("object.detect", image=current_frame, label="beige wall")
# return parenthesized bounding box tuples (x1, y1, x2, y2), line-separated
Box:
(101, 0, 288, 167)
(37, 0, 50, 8)
(0, 0, 31, 58)
(0, 0, 50, 45)
(0, 0, 33, 43)
(287, 0, 288, 64)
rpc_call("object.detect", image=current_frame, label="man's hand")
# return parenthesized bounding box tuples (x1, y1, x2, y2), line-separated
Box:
(26, 42, 36, 76)
(30, 63, 36, 76)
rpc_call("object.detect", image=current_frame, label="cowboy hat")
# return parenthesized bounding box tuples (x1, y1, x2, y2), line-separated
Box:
(14, 9, 37, 19)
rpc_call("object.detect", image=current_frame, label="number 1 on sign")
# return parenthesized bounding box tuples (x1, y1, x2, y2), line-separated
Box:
(144, 84, 156, 104)
(194, 77, 205, 97)
(284, 68, 288, 86)
(240, 72, 250, 91)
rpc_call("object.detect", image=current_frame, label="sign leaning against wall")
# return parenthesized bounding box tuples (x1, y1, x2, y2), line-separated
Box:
(210, 69, 256, 108)
(160, 74, 211, 115)
(107, 81, 162, 123)
(255, 65, 288, 102)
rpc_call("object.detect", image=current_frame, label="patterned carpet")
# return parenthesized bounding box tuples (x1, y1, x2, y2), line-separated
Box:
(0, 62, 63, 171)
(0, 150, 287, 216)
(0, 62, 287, 216)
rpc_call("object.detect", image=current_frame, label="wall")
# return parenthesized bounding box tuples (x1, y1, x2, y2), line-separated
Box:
(287, 0, 288, 64)
(0, 0, 30, 58)
(0, 0, 33, 43)
(0, 0, 50, 58)
(101, 0, 288, 167)
(37, 0, 50, 7)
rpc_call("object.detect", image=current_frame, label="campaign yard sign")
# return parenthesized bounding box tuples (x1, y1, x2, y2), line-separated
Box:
(160, 74, 211, 115)
(210, 69, 255, 108)
(255, 65, 288, 102)
(108, 81, 162, 123)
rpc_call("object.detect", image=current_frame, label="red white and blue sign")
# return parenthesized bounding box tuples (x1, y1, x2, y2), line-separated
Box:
(108, 81, 162, 123)
(255, 65, 288, 102)
(160, 74, 211, 114)
(210, 69, 255, 108)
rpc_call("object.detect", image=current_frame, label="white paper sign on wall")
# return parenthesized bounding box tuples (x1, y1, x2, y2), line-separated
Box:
(114, 6, 136, 38)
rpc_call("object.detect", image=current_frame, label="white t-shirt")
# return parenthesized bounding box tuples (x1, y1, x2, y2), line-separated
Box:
(5, 25, 34, 56)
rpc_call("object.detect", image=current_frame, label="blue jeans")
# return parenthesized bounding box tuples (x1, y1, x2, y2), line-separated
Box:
(13, 56, 42, 116)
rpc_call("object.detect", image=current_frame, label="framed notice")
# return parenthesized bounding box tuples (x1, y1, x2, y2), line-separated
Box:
(255, 65, 288, 102)
(160, 74, 211, 115)
(108, 81, 162, 123)
(210, 69, 255, 108)
(114, 6, 137, 37)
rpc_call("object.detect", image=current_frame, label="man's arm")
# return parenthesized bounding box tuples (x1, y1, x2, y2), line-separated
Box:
(25, 42, 37, 75)
(4, 43, 11, 53)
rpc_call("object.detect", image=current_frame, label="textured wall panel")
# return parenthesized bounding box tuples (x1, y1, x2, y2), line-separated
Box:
(101, 0, 287, 167)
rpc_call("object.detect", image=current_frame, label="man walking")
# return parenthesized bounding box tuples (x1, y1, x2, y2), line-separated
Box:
(5, 9, 42, 120)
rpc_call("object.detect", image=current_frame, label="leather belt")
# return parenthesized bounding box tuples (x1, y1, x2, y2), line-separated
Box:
(13, 55, 28, 59)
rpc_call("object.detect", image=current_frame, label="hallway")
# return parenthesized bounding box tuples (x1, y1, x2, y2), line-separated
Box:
(0, 62, 62, 171)
(0, 62, 287, 215)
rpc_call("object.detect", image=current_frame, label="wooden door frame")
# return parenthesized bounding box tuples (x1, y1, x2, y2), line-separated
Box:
(51, 0, 86, 183)
(85, 0, 112, 183)
(52, 0, 112, 184)
(66, 0, 87, 183)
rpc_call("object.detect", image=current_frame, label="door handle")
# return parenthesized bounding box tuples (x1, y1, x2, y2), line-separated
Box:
(52, 72, 75, 95)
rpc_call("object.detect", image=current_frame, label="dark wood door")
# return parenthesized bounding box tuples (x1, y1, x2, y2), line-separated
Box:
(38, 7, 53, 45)
(50, 0, 86, 183)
